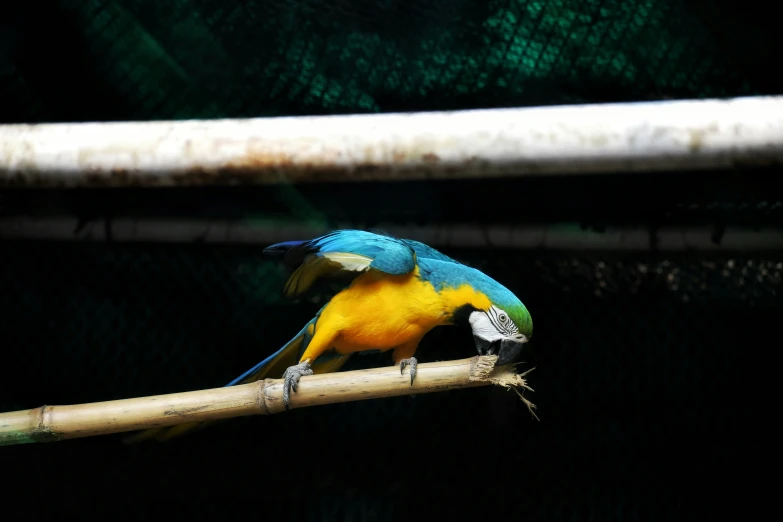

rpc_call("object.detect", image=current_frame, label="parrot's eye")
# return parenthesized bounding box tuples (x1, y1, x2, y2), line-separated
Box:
(499, 313, 508, 323)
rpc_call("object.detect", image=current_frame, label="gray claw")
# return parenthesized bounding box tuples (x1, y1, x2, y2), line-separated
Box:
(399, 357, 418, 386)
(282, 361, 313, 410)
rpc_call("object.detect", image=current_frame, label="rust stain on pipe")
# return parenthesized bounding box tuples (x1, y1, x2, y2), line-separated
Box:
(1, 96, 782, 188)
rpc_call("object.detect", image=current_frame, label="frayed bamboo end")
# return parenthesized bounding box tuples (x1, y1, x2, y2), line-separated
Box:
(469, 355, 538, 420)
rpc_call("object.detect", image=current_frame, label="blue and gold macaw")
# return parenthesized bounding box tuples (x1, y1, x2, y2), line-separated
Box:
(128, 229, 532, 442)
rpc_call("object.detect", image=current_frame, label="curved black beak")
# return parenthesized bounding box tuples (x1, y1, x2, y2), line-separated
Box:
(496, 339, 525, 366)
(473, 337, 526, 366)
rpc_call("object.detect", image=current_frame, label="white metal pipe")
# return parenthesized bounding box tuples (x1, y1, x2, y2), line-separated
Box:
(1, 217, 782, 251)
(1, 96, 782, 188)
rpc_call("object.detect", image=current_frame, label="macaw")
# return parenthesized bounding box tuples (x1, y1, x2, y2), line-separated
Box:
(127, 229, 532, 442)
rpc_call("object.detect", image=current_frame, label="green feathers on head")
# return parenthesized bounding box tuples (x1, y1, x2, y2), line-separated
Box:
(507, 301, 533, 339)
(469, 267, 533, 339)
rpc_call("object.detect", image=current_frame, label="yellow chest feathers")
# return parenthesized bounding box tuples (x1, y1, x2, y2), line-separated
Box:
(317, 269, 491, 350)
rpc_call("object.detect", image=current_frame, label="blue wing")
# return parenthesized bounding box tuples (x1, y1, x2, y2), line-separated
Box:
(264, 229, 417, 298)
(366, 228, 464, 265)
(400, 239, 462, 265)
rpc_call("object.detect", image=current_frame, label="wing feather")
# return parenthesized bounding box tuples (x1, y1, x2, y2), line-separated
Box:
(265, 230, 416, 299)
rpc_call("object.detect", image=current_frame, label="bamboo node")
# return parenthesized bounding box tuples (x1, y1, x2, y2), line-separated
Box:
(256, 380, 272, 415)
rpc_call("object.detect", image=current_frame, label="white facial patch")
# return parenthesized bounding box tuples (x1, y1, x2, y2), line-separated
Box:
(469, 308, 505, 342)
(469, 305, 526, 342)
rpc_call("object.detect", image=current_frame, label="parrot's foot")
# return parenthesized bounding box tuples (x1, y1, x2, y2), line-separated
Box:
(399, 357, 418, 386)
(282, 361, 313, 410)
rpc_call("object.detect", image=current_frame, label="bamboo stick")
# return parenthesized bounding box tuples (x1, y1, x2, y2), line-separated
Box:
(0, 356, 535, 447)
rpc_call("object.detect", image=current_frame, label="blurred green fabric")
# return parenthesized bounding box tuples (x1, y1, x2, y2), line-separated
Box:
(1, 0, 779, 124)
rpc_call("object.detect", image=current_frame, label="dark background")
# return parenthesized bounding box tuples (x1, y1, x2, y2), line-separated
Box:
(1, 1, 780, 520)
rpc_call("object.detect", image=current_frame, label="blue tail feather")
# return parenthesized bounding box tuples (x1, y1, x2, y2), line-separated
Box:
(124, 317, 326, 444)
(223, 319, 316, 387)
(224, 349, 282, 386)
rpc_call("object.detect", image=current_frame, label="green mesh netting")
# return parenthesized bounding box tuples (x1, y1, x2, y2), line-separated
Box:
(0, 241, 761, 520)
(0, 1, 774, 519)
(1, 0, 780, 124)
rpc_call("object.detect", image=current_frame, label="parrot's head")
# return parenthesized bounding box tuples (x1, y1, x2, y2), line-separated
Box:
(455, 274, 533, 367)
